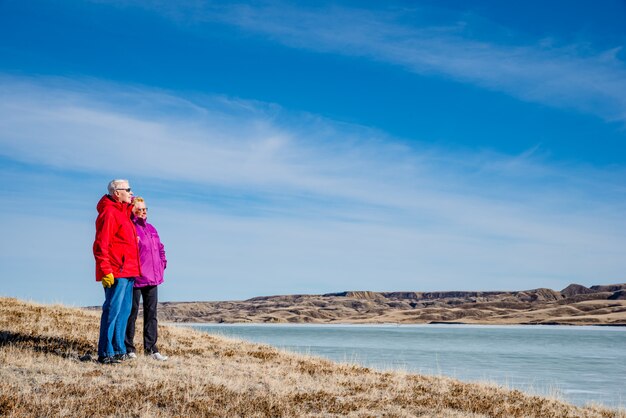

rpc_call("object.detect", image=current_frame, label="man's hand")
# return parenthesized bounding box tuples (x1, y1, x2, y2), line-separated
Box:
(101, 273, 115, 288)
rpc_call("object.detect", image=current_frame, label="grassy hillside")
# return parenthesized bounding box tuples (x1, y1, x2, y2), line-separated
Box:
(0, 297, 622, 417)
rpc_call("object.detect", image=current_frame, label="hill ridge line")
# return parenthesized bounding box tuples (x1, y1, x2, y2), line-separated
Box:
(125, 282, 626, 325)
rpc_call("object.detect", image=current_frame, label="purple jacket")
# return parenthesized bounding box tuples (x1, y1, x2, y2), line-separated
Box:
(133, 217, 167, 288)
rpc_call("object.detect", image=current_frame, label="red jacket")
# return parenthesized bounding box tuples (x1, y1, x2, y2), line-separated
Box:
(93, 195, 141, 281)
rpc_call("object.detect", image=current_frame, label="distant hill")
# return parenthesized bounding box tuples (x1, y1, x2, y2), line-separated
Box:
(152, 283, 626, 325)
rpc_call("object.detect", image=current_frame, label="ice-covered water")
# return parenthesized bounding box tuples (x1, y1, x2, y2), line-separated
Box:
(184, 323, 626, 408)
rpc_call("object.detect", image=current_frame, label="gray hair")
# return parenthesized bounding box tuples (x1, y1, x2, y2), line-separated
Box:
(107, 179, 130, 195)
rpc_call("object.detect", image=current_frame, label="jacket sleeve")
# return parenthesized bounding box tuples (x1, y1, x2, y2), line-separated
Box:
(93, 208, 115, 279)
(158, 233, 167, 270)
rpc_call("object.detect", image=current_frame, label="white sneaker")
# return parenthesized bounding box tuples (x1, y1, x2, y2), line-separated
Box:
(127, 352, 137, 359)
(151, 352, 168, 361)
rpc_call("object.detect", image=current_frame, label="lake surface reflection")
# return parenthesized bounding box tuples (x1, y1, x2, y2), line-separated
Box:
(183, 323, 626, 408)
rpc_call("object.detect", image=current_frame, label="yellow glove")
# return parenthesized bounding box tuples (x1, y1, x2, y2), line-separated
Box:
(101, 273, 115, 288)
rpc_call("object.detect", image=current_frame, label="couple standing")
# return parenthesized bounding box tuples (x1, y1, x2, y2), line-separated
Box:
(93, 179, 168, 364)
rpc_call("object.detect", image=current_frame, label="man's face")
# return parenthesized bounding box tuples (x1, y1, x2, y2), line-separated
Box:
(133, 201, 148, 220)
(113, 182, 133, 204)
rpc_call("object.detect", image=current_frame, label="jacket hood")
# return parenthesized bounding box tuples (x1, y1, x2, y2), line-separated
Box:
(97, 194, 131, 215)
(133, 216, 147, 227)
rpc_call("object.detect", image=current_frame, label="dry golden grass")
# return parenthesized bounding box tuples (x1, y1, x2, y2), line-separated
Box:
(1, 297, 623, 417)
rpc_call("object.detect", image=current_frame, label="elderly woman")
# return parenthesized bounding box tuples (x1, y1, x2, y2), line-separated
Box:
(124, 197, 168, 361)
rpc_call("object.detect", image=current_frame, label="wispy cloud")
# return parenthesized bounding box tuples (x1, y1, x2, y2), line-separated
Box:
(121, 1, 626, 123)
(1, 75, 625, 303)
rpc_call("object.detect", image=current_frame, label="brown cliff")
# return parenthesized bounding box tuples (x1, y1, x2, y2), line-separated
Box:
(149, 283, 626, 326)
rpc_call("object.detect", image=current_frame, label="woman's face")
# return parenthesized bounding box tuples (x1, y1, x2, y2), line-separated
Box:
(133, 201, 148, 220)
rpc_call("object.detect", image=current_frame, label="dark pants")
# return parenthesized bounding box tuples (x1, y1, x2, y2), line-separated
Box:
(125, 285, 159, 354)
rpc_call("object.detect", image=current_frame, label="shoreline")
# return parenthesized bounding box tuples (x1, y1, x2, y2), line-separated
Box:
(176, 319, 626, 409)
(174, 318, 626, 408)
(169, 321, 626, 329)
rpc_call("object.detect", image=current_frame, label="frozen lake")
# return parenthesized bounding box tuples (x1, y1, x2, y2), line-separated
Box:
(182, 323, 626, 409)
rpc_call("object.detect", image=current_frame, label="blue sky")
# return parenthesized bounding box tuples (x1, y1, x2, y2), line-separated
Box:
(1, 0, 625, 306)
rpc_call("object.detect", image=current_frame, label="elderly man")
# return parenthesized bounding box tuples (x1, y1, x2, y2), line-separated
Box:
(93, 179, 141, 364)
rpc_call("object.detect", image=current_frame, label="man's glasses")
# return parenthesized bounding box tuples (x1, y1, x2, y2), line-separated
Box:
(116, 188, 132, 192)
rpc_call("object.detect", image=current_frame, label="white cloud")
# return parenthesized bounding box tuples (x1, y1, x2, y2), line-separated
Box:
(123, 1, 626, 123)
(1, 75, 625, 304)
